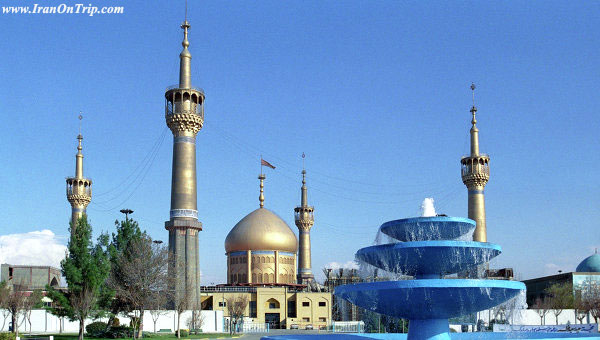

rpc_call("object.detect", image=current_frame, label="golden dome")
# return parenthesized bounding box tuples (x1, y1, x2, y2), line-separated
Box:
(225, 208, 298, 253)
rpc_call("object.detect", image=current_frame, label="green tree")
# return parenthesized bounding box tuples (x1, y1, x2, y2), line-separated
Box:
(46, 216, 112, 340)
(545, 283, 574, 325)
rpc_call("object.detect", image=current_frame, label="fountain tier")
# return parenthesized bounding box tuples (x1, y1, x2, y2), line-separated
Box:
(356, 241, 501, 277)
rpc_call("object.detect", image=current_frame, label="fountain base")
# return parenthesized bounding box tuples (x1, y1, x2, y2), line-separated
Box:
(408, 319, 450, 340)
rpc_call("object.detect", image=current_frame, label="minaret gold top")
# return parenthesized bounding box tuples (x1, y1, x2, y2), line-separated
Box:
(461, 83, 490, 242)
(66, 114, 92, 230)
(295, 158, 315, 284)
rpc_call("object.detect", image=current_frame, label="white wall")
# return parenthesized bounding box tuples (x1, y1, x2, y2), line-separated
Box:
(476, 308, 595, 326)
(0, 309, 223, 334)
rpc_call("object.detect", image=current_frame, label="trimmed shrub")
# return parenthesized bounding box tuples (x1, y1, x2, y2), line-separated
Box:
(0, 333, 16, 340)
(179, 329, 189, 337)
(86, 321, 108, 337)
(105, 326, 134, 339)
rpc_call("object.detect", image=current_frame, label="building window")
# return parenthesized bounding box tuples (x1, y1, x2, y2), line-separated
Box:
(302, 301, 310, 307)
(287, 301, 296, 318)
(319, 301, 326, 307)
(269, 302, 277, 309)
(319, 317, 326, 322)
(303, 317, 310, 322)
(249, 301, 257, 318)
(218, 301, 226, 307)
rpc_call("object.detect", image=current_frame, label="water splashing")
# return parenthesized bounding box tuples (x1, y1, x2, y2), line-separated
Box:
(421, 197, 436, 217)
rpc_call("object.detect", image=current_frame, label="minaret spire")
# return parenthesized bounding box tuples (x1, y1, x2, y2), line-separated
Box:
(179, 16, 192, 88)
(66, 114, 92, 231)
(165, 10, 204, 308)
(301, 153, 308, 207)
(295, 153, 315, 285)
(470, 83, 480, 156)
(460, 83, 490, 243)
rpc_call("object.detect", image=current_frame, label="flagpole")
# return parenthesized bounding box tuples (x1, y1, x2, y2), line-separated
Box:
(260, 155, 263, 175)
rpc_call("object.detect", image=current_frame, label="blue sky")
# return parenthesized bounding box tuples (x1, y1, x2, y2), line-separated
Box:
(1, 1, 599, 284)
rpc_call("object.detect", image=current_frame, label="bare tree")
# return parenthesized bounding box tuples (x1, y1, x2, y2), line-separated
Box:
(0, 282, 9, 331)
(532, 298, 551, 325)
(1, 281, 29, 337)
(581, 282, 600, 323)
(109, 236, 168, 338)
(226, 295, 249, 335)
(23, 290, 43, 334)
(574, 289, 589, 324)
(186, 310, 205, 333)
(546, 283, 574, 325)
(167, 256, 194, 339)
(148, 290, 169, 333)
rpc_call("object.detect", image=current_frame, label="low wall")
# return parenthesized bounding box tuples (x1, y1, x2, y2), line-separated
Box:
(476, 309, 596, 326)
(0, 309, 224, 334)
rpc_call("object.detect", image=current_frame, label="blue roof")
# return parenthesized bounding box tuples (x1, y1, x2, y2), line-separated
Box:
(576, 253, 600, 272)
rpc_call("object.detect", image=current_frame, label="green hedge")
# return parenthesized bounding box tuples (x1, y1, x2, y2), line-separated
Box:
(0, 333, 16, 340)
(86, 322, 108, 337)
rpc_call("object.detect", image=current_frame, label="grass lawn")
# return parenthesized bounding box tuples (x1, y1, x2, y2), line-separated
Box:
(23, 334, 236, 340)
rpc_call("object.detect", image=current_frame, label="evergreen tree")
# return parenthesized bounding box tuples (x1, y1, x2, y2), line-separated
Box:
(46, 216, 111, 340)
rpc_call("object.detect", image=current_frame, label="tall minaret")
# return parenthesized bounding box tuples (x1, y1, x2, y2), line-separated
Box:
(295, 160, 315, 284)
(461, 84, 490, 242)
(66, 115, 92, 231)
(164, 16, 204, 307)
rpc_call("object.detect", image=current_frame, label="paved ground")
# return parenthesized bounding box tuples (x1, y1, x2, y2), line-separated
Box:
(234, 329, 324, 340)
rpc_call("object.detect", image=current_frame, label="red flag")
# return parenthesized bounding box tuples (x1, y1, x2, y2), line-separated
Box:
(261, 158, 276, 169)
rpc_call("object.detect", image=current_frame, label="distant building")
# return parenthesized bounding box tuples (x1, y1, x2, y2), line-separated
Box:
(200, 285, 331, 330)
(0, 264, 61, 290)
(323, 268, 364, 322)
(523, 253, 600, 306)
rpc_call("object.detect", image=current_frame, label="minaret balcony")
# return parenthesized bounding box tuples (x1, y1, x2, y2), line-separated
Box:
(66, 177, 92, 196)
(460, 155, 490, 177)
(165, 85, 205, 121)
(294, 208, 314, 224)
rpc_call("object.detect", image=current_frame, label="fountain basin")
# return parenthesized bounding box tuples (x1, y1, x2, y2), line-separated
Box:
(380, 217, 475, 242)
(334, 279, 525, 319)
(262, 333, 600, 339)
(356, 241, 501, 277)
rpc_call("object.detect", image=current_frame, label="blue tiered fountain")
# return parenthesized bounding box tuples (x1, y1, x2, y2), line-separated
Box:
(335, 216, 524, 340)
(263, 216, 600, 340)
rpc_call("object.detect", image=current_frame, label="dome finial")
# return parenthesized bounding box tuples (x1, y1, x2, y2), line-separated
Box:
(259, 174, 265, 208)
(178, 2, 192, 89)
(470, 83, 477, 127)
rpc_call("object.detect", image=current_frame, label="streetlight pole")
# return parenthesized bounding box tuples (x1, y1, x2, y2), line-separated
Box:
(119, 208, 134, 222)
